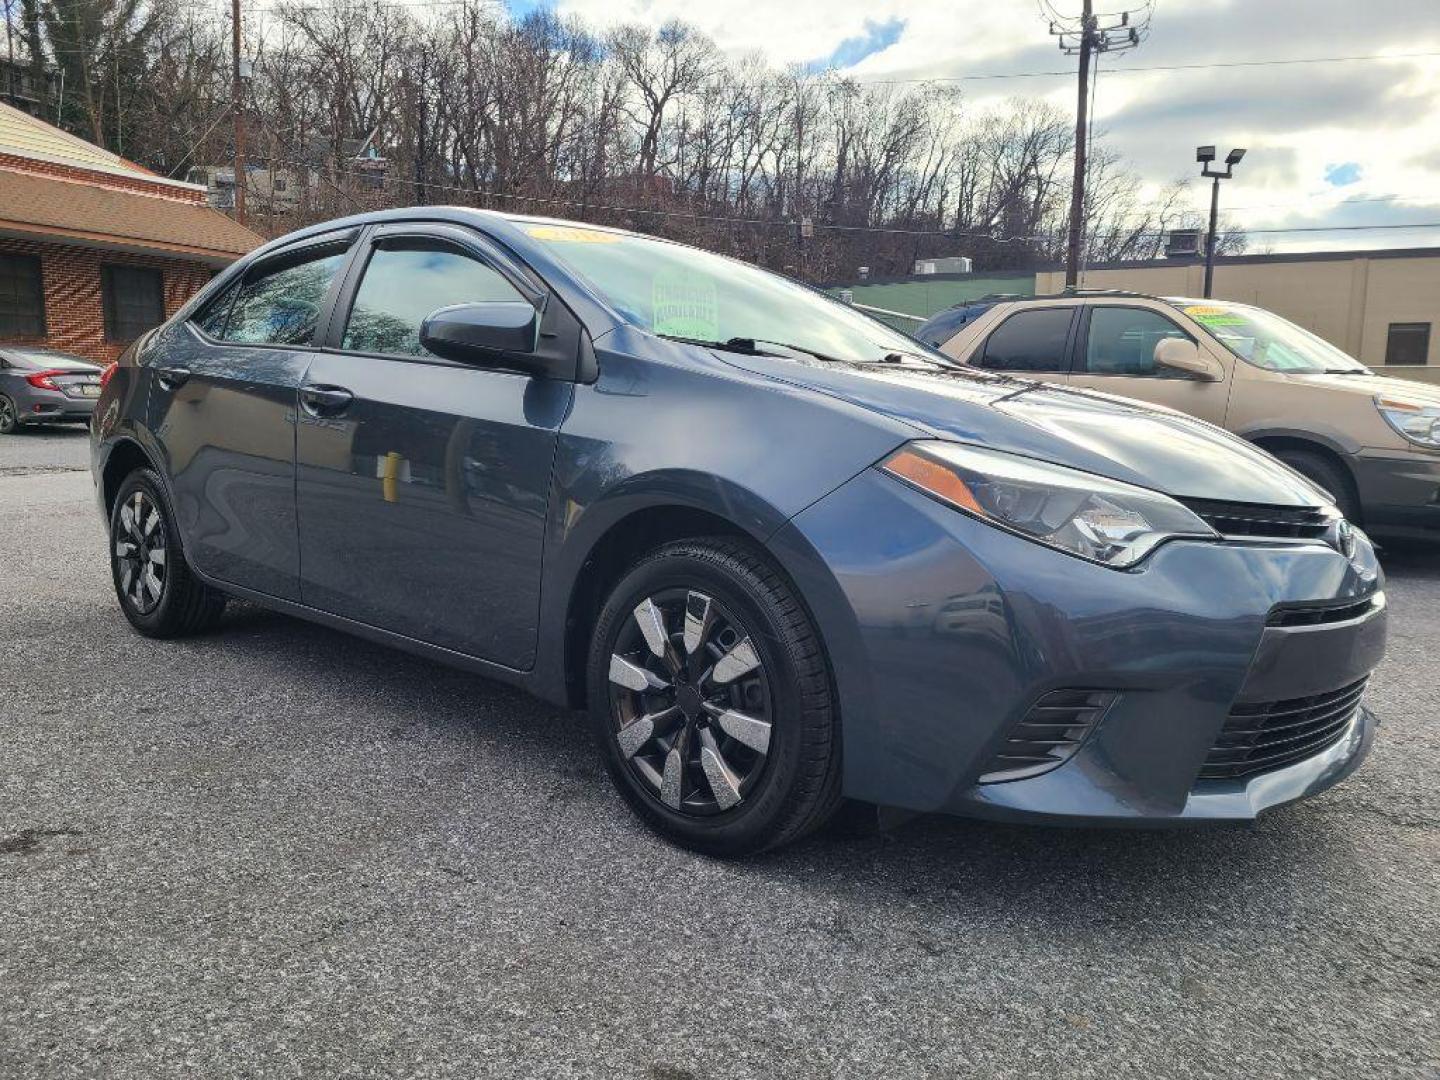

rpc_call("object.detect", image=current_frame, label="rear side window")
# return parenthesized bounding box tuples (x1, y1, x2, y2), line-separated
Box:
(219, 249, 347, 345)
(977, 309, 1073, 372)
(341, 243, 525, 358)
(916, 303, 995, 348)
(1082, 307, 1191, 377)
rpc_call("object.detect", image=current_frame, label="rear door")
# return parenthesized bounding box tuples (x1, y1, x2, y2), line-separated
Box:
(1067, 304, 1232, 424)
(293, 222, 573, 669)
(149, 231, 357, 600)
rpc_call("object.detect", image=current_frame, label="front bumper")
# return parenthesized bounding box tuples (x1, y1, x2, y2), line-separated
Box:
(780, 468, 1386, 825)
(1353, 446, 1440, 537)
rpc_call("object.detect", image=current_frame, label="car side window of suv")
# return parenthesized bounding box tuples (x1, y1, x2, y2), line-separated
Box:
(1083, 306, 1192, 377)
(975, 308, 1074, 372)
(341, 241, 526, 359)
(215, 247, 349, 346)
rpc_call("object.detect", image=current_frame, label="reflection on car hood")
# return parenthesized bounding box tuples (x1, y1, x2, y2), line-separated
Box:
(725, 356, 1326, 506)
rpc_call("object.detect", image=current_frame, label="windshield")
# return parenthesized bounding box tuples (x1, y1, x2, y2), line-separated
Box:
(1168, 299, 1369, 374)
(522, 222, 941, 365)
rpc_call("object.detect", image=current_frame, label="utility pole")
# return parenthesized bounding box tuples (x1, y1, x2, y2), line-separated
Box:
(1049, 2, 1145, 288)
(231, 0, 246, 224)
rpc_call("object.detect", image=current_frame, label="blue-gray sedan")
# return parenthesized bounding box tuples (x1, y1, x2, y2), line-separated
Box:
(0, 346, 103, 433)
(89, 209, 1386, 854)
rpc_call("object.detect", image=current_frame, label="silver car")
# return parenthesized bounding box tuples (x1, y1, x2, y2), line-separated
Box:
(0, 346, 104, 434)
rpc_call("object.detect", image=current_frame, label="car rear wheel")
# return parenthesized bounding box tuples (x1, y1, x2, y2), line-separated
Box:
(1274, 449, 1361, 525)
(0, 395, 17, 434)
(587, 537, 841, 856)
(109, 468, 226, 637)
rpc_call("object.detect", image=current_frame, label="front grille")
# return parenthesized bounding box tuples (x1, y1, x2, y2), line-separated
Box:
(978, 689, 1116, 784)
(1200, 678, 1367, 781)
(1267, 593, 1383, 628)
(1180, 497, 1332, 541)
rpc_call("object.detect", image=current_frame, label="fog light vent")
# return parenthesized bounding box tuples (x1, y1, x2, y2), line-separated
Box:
(978, 689, 1117, 784)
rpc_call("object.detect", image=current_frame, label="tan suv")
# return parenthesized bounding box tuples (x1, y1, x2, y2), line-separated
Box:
(917, 291, 1440, 538)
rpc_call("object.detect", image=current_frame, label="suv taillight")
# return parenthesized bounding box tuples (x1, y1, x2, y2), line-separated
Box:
(100, 361, 119, 389)
(24, 369, 67, 391)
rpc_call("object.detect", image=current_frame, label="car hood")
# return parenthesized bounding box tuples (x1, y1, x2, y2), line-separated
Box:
(1282, 371, 1440, 405)
(724, 355, 1325, 506)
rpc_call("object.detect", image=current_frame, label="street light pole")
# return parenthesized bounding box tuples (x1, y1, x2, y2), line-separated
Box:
(1197, 145, 1245, 299)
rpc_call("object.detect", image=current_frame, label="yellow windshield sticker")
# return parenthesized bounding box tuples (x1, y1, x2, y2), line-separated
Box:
(1185, 305, 1247, 326)
(652, 271, 719, 340)
(526, 225, 620, 244)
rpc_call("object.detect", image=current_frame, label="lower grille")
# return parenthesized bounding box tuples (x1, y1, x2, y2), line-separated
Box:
(1200, 678, 1367, 780)
(1267, 593, 1383, 628)
(978, 689, 1116, 784)
(1180, 498, 1333, 541)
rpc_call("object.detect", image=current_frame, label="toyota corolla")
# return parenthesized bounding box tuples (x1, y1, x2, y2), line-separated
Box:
(90, 209, 1386, 855)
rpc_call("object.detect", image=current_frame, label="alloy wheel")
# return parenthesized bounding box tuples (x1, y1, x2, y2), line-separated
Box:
(114, 489, 168, 615)
(607, 588, 774, 815)
(0, 397, 16, 433)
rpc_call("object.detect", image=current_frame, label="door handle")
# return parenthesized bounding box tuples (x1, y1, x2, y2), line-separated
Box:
(156, 365, 190, 389)
(300, 384, 354, 417)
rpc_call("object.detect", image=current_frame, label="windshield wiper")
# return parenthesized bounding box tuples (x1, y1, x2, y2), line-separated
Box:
(658, 333, 840, 364)
(1299, 368, 1374, 375)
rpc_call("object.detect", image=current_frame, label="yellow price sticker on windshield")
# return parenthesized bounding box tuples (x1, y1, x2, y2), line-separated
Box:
(1185, 305, 1246, 326)
(526, 225, 620, 244)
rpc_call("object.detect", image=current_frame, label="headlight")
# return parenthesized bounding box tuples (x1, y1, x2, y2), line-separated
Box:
(880, 441, 1218, 568)
(1375, 395, 1440, 449)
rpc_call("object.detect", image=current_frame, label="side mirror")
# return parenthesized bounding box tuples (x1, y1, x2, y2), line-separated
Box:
(1154, 337, 1224, 382)
(420, 301, 540, 369)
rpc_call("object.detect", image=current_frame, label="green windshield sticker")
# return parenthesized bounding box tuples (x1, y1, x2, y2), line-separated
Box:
(652, 271, 720, 339)
(1184, 305, 1247, 327)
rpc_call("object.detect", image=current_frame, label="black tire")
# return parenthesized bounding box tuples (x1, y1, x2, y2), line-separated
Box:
(109, 467, 226, 638)
(587, 537, 841, 857)
(1273, 449, 1361, 524)
(0, 395, 18, 434)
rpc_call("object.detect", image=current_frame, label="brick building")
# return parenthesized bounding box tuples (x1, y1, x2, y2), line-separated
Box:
(0, 101, 262, 364)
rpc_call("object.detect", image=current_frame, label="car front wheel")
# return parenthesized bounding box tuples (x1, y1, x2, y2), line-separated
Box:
(109, 467, 226, 637)
(587, 537, 841, 856)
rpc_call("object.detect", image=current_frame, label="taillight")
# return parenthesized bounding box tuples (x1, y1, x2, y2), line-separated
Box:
(100, 361, 119, 389)
(24, 369, 67, 391)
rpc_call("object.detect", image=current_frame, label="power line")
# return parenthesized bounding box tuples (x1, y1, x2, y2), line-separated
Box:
(255, 153, 1440, 243)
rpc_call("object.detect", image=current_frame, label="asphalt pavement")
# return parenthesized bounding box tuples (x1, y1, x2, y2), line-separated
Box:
(1, 425, 1437, 1079)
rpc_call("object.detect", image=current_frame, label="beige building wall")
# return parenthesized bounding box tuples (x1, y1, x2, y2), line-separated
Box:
(1034, 250, 1440, 383)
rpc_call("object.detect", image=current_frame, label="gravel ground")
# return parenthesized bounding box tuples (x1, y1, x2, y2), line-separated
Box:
(1, 425, 1437, 1079)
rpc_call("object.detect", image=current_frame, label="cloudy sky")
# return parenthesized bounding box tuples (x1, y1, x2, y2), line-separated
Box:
(548, 0, 1440, 253)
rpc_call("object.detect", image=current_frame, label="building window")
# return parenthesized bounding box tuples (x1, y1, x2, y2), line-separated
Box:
(0, 253, 46, 338)
(1385, 323, 1431, 366)
(102, 265, 165, 343)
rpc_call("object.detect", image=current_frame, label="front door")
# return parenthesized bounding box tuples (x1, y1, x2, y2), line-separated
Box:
(1067, 304, 1232, 425)
(294, 225, 572, 669)
(148, 235, 355, 600)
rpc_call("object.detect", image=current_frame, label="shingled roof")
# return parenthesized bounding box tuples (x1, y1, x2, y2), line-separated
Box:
(0, 101, 262, 263)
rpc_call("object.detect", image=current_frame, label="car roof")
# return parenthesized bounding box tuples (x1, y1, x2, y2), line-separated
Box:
(0, 345, 99, 369)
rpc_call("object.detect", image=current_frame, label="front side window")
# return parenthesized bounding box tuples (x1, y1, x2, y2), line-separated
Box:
(102, 265, 165, 343)
(1385, 322, 1430, 366)
(342, 243, 525, 358)
(977, 308, 1073, 373)
(0, 253, 45, 338)
(1083, 307, 1190, 377)
(1170, 299, 1369, 374)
